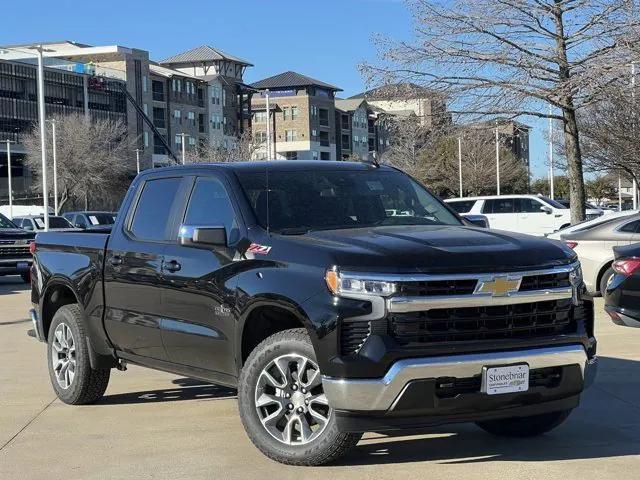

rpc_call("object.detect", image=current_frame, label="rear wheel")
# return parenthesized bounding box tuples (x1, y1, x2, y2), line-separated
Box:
(599, 266, 615, 296)
(47, 304, 110, 405)
(238, 328, 361, 466)
(476, 409, 572, 437)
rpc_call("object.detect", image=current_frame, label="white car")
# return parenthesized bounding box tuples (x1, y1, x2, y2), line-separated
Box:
(547, 210, 638, 240)
(445, 195, 572, 236)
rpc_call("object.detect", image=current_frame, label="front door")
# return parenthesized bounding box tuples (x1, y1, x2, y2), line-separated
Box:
(104, 175, 188, 361)
(160, 175, 244, 377)
(517, 198, 553, 236)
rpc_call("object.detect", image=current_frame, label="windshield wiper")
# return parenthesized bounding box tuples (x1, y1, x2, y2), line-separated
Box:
(278, 227, 311, 235)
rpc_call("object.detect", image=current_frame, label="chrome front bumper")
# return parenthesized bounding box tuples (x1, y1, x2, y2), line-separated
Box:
(323, 345, 595, 412)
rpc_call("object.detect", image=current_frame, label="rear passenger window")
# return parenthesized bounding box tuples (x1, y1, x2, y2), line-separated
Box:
(482, 198, 516, 214)
(619, 220, 640, 233)
(183, 177, 239, 243)
(130, 177, 182, 241)
(447, 200, 476, 214)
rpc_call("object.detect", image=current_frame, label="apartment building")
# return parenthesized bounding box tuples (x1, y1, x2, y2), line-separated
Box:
(160, 45, 254, 150)
(468, 119, 531, 169)
(148, 63, 208, 165)
(349, 83, 450, 129)
(334, 99, 370, 160)
(250, 71, 341, 160)
(0, 45, 128, 199)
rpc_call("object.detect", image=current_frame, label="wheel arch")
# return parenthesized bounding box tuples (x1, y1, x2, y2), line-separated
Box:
(595, 259, 615, 294)
(40, 279, 83, 340)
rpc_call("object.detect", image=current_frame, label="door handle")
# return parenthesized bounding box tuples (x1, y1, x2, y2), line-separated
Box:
(163, 259, 181, 273)
(109, 255, 123, 267)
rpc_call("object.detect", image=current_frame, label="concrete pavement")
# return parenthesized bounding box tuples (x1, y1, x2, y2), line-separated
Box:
(1, 275, 640, 479)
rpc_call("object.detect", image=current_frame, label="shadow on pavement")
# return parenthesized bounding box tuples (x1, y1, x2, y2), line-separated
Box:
(98, 378, 236, 405)
(338, 356, 640, 466)
(0, 276, 30, 295)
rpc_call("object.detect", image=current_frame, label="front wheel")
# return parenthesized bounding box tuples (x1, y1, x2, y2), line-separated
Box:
(599, 266, 615, 296)
(476, 409, 572, 437)
(238, 328, 361, 466)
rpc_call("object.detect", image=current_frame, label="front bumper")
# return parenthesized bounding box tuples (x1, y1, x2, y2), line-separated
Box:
(323, 344, 596, 431)
(0, 257, 32, 275)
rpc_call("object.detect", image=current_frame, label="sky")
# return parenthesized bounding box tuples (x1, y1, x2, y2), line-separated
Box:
(3, 0, 549, 178)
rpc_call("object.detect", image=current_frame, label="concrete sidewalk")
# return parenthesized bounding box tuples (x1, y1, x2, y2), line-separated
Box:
(1, 276, 640, 479)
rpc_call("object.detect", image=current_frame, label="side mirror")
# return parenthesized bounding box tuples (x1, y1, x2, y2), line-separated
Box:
(540, 206, 553, 214)
(178, 225, 227, 248)
(462, 214, 490, 228)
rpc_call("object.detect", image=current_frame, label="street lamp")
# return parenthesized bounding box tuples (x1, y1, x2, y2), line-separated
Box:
(5, 140, 16, 219)
(179, 133, 189, 165)
(46, 119, 59, 216)
(135, 148, 141, 174)
(457, 136, 463, 198)
(494, 121, 500, 196)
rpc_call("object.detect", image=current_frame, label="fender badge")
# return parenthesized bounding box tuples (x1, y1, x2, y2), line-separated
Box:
(247, 243, 272, 255)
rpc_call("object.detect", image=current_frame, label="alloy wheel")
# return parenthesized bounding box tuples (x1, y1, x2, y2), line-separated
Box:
(254, 353, 331, 445)
(51, 323, 76, 389)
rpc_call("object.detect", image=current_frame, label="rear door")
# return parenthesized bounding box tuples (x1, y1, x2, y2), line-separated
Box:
(482, 198, 518, 232)
(159, 174, 244, 377)
(103, 175, 189, 361)
(616, 218, 640, 246)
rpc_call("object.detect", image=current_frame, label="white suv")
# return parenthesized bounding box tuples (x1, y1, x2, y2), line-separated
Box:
(445, 195, 572, 236)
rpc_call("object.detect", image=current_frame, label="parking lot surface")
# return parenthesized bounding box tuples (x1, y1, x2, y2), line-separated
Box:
(1, 276, 640, 480)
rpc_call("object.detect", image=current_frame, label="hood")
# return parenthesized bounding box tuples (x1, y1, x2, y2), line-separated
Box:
(281, 225, 576, 274)
(0, 228, 36, 240)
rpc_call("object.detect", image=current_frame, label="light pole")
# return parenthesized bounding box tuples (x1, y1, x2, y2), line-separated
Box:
(265, 89, 271, 160)
(179, 133, 188, 165)
(457, 136, 463, 198)
(46, 119, 59, 215)
(494, 122, 500, 195)
(548, 106, 555, 200)
(34, 45, 50, 231)
(5, 140, 15, 219)
(618, 174, 623, 212)
(135, 148, 141, 174)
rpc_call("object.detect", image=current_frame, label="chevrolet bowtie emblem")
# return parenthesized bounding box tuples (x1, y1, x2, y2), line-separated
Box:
(476, 276, 521, 297)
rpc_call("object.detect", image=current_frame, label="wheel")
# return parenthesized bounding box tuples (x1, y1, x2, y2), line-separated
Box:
(238, 328, 362, 466)
(476, 409, 572, 437)
(599, 266, 615, 296)
(47, 304, 110, 405)
(20, 271, 30, 283)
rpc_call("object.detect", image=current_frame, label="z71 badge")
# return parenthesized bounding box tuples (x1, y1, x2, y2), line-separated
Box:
(247, 243, 272, 255)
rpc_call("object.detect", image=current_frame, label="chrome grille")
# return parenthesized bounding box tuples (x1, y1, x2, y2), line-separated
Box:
(0, 246, 30, 257)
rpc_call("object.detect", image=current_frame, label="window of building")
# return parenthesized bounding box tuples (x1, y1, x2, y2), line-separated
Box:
(174, 109, 181, 123)
(130, 177, 182, 242)
(188, 111, 195, 125)
(143, 103, 148, 115)
(319, 130, 329, 146)
(255, 131, 267, 143)
(311, 105, 318, 118)
(188, 137, 196, 147)
(143, 131, 149, 148)
(222, 89, 227, 106)
(285, 130, 297, 142)
(354, 135, 359, 143)
(153, 107, 166, 128)
(142, 75, 148, 93)
(283, 107, 290, 120)
(254, 111, 267, 123)
(175, 134, 182, 146)
(291, 106, 299, 119)
(320, 152, 330, 160)
(211, 86, 221, 105)
(312, 151, 319, 160)
(184, 177, 238, 242)
(318, 108, 329, 126)
(284, 151, 298, 160)
(311, 129, 318, 138)
(341, 134, 350, 149)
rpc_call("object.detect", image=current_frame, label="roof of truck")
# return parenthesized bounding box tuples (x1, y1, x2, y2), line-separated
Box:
(148, 161, 395, 174)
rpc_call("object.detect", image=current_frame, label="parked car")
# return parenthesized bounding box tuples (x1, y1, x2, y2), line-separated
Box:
(558, 213, 640, 294)
(29, 162, 596, 466)
(62, 211, 117, 230)
(0, 213, 35, 283)
(604, 242, 640, 327)
(555, 199, 604, 219)
(13, 215, 77, 232)
(445, 194, 572, 236)
(547, 210, 637, 240)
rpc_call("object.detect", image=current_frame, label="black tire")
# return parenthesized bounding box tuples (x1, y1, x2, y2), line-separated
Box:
(238, 328, 362, 466)
(599, 266, 615, 296)
(476, 409, 572, 437)
(47, 304, 110, 405)
(20, 271, 30, 284)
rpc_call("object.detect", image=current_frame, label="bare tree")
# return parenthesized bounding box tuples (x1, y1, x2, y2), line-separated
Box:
(381, 116, 528, 196)
(23, 113, 135, 210)
(362, 0, 639, 223)
(186, 130, 262, 163)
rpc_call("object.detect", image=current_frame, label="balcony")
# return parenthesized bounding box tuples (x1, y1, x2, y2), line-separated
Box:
(152, 91, 165, 102)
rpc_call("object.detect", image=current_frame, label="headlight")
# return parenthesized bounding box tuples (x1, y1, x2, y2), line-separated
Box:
(325, 268, 396, 297)
(569, 263, 583, 286)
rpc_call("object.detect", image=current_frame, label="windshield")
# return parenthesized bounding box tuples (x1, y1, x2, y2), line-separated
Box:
(0, 213, 17, 229)
(236, 169, 462, 234)
(32, 216, 72, 229)
(539, 197, 567, 209)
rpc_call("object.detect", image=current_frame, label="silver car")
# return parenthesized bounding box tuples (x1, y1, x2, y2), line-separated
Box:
(559, 213, 640, 294)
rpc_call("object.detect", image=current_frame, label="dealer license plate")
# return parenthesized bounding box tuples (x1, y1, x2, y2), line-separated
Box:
(481, 364, 529, 395)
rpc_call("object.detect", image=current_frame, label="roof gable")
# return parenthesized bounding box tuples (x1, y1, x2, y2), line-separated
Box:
(160, 45, 252, 67)
(250, 71, 341, 91)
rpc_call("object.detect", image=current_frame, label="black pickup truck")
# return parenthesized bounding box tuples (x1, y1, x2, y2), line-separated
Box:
(0, 212, 35, 282)
(29, 161, 597, 466)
